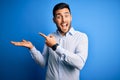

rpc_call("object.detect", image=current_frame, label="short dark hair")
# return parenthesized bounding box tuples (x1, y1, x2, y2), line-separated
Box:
(53, 3, 71, 17)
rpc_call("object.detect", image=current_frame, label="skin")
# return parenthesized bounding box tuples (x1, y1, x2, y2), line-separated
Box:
(53, 8, 72, 36)
(11, 8, 72, 49)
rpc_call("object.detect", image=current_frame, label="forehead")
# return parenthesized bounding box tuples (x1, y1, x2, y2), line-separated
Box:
(55, 8, 70, 15)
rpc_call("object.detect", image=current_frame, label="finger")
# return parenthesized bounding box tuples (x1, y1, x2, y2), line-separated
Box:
(11, 41, 16, 44)
(22, 39, 27, 42)
(39, 32, 47, 39)
(11, 41, 20, 45)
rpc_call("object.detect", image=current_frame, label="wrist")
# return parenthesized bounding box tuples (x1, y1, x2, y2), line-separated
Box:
(51, 43, 59, 51)
(29, 45, 34, 49)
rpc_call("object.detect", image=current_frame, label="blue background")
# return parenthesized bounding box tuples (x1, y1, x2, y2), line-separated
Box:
(0, 0, 120, 80)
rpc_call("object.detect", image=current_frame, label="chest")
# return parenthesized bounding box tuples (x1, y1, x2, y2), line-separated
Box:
(57, 36, 79, 52)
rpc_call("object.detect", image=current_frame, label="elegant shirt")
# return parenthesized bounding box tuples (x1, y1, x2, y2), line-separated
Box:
(30, 27, 88, 80)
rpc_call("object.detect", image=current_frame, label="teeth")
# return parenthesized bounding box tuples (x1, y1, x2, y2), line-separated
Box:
(62, 23, 67, 27)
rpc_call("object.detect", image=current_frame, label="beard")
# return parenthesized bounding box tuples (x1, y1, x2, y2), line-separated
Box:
(57, 24, 71, 35)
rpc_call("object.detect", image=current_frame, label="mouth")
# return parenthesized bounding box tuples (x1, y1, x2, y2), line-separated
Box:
(61, 23, 68, 29)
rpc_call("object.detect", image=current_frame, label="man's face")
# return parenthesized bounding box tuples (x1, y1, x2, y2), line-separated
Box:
(53, 8, 72, 35)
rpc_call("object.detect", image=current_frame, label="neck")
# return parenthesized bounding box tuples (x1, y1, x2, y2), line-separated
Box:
(60, 32, 66, 36)
(58, 26, 71, 36)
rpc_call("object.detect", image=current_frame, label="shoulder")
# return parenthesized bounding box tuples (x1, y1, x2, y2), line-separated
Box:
(74, 30, 88, 39)
(74, 31, 88, 45)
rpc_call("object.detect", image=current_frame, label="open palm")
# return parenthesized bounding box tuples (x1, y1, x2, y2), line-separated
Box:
(11, 40, 33, 49)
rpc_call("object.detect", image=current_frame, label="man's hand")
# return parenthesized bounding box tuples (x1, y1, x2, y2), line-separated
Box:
(11, 40, 34, 49)
(39, 33, 57, 47)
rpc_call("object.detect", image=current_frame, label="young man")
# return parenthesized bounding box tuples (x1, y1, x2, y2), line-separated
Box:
(11, 3, 88, 80)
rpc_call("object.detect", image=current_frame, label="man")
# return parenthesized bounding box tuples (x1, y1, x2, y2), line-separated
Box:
(11, 3, 88, 80)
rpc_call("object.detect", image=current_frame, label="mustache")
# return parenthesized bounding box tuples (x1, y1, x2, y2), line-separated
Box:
(57, 24, 71, 32)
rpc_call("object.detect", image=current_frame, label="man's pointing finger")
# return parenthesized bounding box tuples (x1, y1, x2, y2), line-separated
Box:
(39, 32, 47, 39)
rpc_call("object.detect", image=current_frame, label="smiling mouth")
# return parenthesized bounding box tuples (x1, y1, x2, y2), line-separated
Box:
(61, 23, 68, 28)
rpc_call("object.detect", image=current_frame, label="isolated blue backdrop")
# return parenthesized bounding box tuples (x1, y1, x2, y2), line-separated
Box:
(0, 0, 120, 80)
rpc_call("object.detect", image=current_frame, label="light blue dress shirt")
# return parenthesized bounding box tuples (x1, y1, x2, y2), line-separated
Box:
(30, 27, 88, 80)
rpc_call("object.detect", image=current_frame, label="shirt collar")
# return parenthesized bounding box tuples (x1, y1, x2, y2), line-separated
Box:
(67, 27, 75, 36)
(57, 27, 75, 37)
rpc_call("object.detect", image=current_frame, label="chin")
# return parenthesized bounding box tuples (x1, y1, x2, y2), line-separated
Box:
(63, 30, 69, 33)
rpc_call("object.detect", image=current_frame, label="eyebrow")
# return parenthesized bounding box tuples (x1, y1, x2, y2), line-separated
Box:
(56, 12, 70, 16)
(64, 12, 70, 14)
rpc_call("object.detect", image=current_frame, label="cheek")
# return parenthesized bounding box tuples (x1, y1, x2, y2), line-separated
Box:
(55, 20, 61, 25)
(69, 16, 72, 23)
(68, 19, 72, 24)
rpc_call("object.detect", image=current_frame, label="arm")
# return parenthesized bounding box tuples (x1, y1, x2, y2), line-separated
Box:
(30, 45, 49, 67)
(11, 40, 48, 67)
(56, 34, 88, 70)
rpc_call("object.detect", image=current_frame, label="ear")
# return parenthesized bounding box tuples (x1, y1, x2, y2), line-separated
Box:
(53, 17, 56, 23)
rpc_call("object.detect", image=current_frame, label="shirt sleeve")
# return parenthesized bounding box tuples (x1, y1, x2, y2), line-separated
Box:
(30, 45, 49, 67)
(55, 33, 88, 70)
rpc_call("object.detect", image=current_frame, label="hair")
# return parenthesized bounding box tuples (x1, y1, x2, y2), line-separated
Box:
(53, 3, 71, 17)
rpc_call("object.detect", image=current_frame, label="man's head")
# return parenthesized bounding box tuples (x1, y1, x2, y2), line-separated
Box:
(53, 3, 72, 35)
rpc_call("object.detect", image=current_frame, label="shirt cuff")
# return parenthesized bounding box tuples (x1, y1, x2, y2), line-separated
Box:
(29, 46, 38, 55)
(30, 46, 35, 51)
(56, 46, 69, 61)
(55, 46, 63, 55)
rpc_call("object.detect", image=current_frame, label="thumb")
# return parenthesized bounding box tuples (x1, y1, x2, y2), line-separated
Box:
(22, 39, 27, 42)
(49, 35, 54, 38)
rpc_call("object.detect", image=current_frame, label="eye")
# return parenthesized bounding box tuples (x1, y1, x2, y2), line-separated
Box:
(55, 15, 62, 19)
(65, 15, 69, 18)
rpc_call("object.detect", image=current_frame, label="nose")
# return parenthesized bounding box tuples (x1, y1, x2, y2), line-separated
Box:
(62, 16, 65, 22)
